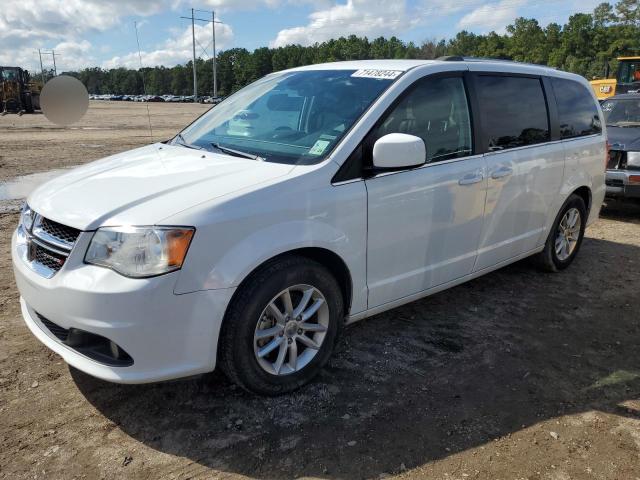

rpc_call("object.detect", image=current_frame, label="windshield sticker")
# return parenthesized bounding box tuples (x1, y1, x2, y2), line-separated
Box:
(319, 133, 336, 141)
(351, 69, 403, 80)
(309, 139, 331, 156)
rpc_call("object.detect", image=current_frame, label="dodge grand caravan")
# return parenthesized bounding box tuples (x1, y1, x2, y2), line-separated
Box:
(12, 59, 606, 395)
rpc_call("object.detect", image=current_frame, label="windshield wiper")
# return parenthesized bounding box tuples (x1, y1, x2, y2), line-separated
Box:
(211, 142, 264, 161)
(173, 133, 204, 150)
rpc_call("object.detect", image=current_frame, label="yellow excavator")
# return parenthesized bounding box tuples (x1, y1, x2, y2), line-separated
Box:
(590, 56, 640, 100)
(0, 66, 42, 115)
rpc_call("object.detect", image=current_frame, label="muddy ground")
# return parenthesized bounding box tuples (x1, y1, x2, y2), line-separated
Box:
(0, 102, 639, 480)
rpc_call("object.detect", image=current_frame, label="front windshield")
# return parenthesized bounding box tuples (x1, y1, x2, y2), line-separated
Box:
(602, 98, 640, 127)
(1, 69, 18, 81)
(177, 69, 397, 164)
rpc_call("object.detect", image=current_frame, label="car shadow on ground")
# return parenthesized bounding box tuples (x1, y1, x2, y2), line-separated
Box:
(601, 198, 640, 223)
(72, 235, 640, 479)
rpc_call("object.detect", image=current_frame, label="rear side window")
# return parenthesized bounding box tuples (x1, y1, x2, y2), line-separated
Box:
(476, 75, 550, 151)
(551, 78, 602, 139)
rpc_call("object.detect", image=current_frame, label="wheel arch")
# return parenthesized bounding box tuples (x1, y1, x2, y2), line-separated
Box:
(572, 185, 592, 213)
(226, 247, 353, 319)
(541, 183, 593, 246)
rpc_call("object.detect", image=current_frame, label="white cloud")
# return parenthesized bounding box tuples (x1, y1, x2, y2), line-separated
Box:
(270, 0, 423, 48)
(0, 0, 177, 71)
(50, 40, 96, 71)
(102, 22, 234, 69)
(201, 0, 333, 13)
(457, 0, 525, 32)
(416, 0, 484, 18)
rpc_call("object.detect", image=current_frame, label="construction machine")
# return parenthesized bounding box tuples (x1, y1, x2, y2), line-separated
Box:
(590, 57, 640, 100)
(0, 66, 42, 115)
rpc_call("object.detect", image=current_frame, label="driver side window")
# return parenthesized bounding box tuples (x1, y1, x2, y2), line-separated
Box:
(376, 76, 472, 163)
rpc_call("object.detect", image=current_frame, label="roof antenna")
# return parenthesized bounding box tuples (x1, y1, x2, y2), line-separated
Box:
(134, 21, 154, 141)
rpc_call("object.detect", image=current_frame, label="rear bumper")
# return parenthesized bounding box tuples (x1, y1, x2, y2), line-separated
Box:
(12, 228, 235, 384)
(605, 170, 640, 199)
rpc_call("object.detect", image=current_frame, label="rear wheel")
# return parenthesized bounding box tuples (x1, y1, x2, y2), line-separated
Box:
(219, 256, 343, 395)
(535, 194, 587, 272)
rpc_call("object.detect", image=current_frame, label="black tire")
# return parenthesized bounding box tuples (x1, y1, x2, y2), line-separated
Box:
(218, 255, 343, 395)
(534, 194, 587, 272)
(23, 94, 34, 113)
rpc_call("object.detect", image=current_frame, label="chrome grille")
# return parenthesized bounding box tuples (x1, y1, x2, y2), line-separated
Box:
(33, 242, 67, 272)
(19, 213, 81, 278)
(39, 217, 80, 246)
(32, 215, 80, 251)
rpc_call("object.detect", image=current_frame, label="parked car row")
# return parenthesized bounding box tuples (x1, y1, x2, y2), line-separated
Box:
(89, 94, 224, 104)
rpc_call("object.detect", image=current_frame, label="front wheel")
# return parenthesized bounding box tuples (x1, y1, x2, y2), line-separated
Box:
(218, 256, 343, 395)
(535, 194, 587, 272)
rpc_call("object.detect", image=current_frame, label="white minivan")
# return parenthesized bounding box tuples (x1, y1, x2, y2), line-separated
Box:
(13, 59, 606, 395)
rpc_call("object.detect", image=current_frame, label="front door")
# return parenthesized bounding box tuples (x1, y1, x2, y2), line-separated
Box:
(365, 74, 487, 308)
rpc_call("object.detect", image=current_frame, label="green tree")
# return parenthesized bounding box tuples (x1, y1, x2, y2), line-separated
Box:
(615, 0, 639, 25)
(506, 18, 547, 64)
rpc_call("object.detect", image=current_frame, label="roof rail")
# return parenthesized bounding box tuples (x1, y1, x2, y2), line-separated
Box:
(436, 56, 555, 69)
(436, 55, 465, 61)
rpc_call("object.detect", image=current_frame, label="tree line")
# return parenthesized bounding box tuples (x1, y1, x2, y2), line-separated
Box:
(57, 0, 639, 96)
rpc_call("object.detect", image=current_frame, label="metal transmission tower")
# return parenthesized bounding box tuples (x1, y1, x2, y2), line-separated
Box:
(41, 50, 59, 76)
(180, 8, 222, 102)
(35, 49, 60, 81)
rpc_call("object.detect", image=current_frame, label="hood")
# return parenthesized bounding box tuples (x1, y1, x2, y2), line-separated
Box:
(607, 125, 640, 151)
(28, 144, 295, 230)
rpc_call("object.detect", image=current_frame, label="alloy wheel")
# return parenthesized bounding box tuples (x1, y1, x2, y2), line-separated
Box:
(253, 284, 329, 376)
(555, 207, 581, 261)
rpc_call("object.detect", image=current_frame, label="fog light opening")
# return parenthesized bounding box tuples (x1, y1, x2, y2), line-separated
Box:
(110, 341, 121, 360)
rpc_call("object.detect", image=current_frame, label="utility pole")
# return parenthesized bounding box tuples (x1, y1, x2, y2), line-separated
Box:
(191, 8, 197, 102)
(38, 49, 44, 83)
(181, 9, 222, 101)
(51, 51, 58, 76)
(212, 11, 217, 99)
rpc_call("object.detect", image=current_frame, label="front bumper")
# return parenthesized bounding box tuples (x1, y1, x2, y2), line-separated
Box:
(12, 229, 235, 384)
(605, 170, 640, 199)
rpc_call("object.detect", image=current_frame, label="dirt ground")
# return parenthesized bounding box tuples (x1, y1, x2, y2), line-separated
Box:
(1, 102, 639, 480)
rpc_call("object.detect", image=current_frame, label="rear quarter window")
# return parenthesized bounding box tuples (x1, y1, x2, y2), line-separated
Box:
(551, 78, 602, 139)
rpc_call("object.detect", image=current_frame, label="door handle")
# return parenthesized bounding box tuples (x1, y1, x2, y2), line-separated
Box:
(458, 173, 484, 186)
(491, 166, 513, 179)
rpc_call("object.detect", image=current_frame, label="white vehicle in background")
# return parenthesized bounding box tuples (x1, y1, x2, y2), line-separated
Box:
(13, 59, 605, 395)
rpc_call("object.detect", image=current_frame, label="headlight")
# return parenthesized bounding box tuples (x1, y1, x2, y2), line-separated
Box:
(627, 151, 640, 168)
(85, 226, 194, 278)
(19, 203, 35, 232)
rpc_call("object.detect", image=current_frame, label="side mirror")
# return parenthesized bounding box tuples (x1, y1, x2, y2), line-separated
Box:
(372, 133, 426, 169)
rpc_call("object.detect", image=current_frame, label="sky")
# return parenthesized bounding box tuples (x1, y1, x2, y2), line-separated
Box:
(1, 0, 604, 72)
